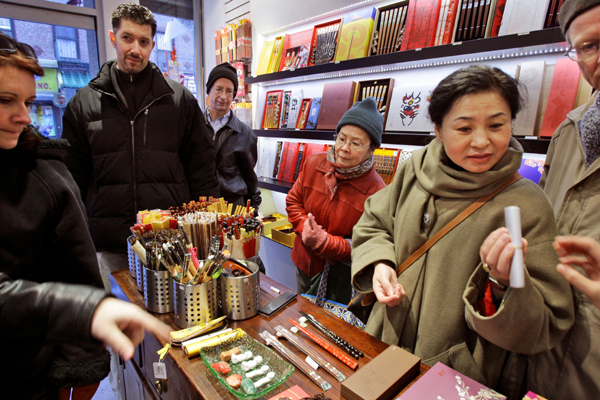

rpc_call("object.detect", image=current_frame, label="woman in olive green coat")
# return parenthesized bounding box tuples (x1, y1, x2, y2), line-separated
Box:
(352, 65, 574, 395)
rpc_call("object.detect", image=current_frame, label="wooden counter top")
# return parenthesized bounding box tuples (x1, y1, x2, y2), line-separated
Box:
(111, 268, 427, 399)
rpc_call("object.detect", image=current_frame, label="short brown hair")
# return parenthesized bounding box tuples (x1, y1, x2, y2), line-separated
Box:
(111, 3, 157, 37)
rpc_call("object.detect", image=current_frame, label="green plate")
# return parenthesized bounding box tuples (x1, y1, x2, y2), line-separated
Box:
(200, 329, 294, 399)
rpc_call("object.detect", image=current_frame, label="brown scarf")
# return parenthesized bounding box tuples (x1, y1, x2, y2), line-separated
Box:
(324, 145, 374, 199)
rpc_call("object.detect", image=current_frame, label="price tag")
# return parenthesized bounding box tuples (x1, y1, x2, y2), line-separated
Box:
(305, 356, 319, 370)
(153, 362, 167, 379)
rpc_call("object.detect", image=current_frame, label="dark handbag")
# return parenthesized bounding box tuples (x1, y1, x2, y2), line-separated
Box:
(348, 173, 523, 326)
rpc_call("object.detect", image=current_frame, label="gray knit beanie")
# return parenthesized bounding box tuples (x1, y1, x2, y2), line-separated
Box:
(206, 62, 238, 98)
(559, 0, 600, 35)
(336, 97, 383, 148)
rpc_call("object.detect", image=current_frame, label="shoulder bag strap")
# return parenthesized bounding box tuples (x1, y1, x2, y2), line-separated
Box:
(396, 172, 523, 276)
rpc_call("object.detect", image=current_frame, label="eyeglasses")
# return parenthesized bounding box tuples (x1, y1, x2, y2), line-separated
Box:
(0, 34, 37, 60)
(565, 40, 599, 62)
(213, 86, 234, 97)
(333, 134, 370, 151)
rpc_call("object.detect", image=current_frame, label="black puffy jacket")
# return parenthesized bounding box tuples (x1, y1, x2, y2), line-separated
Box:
(63, 61, 219, 252)
(207, 110, 261, 209)
(0, 132, 109, 399)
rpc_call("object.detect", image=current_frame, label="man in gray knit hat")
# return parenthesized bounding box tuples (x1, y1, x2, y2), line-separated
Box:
(529, 1, 600, 398)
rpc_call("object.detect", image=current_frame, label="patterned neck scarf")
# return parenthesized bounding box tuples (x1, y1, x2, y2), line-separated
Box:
(581, 93, 600, 168)
(323, 145, 374, 199)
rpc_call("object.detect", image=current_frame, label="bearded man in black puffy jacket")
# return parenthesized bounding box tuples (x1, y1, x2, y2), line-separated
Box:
(62, 4, 219, 289)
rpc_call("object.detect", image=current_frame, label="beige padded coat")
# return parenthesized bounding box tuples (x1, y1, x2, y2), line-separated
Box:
(352, 138, 574, 391)
(528, 92, 600, 400)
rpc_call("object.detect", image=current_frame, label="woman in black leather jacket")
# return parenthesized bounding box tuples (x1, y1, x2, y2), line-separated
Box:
(0, 33, 171, 400)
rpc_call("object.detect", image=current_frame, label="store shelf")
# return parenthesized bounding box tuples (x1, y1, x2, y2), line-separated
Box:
(254, 129, 551, 154)
(247, 27, 566, 85)
(258, 176, 294, 194)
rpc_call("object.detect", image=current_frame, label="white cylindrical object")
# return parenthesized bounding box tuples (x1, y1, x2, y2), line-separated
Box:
(505, 206, 524, 288)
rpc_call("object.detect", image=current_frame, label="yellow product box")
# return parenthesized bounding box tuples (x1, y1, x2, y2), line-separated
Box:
(261, 213, 287, 237)
(271, 224, 296, 248)
(334, 7, 377, 62)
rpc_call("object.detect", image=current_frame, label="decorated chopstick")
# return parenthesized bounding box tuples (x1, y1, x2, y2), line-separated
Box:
(300, 311, 364, 358)
(274, 325, 345, 382)
(259, 330, 332, 391)
(288, 319, 358, 370)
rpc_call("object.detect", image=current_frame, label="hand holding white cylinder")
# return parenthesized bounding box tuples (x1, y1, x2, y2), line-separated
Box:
(504, 206, 524, 288)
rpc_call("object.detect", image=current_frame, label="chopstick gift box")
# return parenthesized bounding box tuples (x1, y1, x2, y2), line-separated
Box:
(341, 345, 420, 400)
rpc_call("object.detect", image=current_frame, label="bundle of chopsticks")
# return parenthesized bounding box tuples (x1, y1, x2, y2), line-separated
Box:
(177, 212, 219, 261)
(170, 197, 255, 218)
(222, 216, 262, 260)
(128, 226, 230, 285)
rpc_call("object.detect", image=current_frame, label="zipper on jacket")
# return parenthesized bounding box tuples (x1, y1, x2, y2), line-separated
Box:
(129, 94, 168, 215)
(131, 120, 138, 213)
(143, 108, 148, 146)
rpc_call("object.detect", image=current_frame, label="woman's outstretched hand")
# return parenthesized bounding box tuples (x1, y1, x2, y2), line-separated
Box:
(372, 262, 405, 307)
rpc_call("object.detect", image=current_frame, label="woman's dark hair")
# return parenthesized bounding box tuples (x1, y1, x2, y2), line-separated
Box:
(0, 34, 44, 151)
(111, 3, 157, 37)
(428, 65, 525, 127)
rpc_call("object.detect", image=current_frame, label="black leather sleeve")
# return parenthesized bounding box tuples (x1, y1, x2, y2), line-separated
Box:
(0, 273, 107, 344)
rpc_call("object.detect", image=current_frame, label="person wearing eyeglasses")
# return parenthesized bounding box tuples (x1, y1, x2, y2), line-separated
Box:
(286, 98, 386, 298)
(352, 66, 574, 398)
(61, 4, 219, 291)
(0, 32, 172, 400)
(204, 62, 261, 212)
(528, 1, 600, 398)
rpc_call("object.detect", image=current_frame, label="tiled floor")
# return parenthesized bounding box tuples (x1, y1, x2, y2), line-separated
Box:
(91, 377, 117, 400)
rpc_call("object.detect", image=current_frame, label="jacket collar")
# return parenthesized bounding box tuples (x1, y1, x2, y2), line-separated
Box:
(89, 60, 174, 100)
(315, 155, 378, 194)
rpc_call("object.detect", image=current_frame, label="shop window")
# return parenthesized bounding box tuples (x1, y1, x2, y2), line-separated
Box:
(55, 26, 79, 61)
(44, 0, 95, 9)
(0, 17, 11, 36)
(3, 17, 98, 138)
(142, 0, 198, 97)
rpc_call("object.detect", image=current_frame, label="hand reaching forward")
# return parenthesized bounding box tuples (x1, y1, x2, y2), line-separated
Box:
(91, 298, 172, 361)
(554, 236, 600, 310)
(373, 262, 405, 307)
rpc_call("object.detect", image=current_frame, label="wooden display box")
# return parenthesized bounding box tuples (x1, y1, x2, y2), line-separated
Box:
(308, 19, 343, 66)
(368, 1, 410, 56)
(271, 224, 296, 248)
(357, 78, 395, 129)
(262, 90, 284, 129)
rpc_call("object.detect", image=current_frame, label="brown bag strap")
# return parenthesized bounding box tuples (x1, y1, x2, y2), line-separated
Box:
(395, 172, 523, 277)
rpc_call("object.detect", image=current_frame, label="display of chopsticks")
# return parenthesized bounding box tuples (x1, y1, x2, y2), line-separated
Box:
(171, 197, 255, 217)
(361, 84, 388, 114)
(128, 225, 229, 285)
(260, 330, 333, 391)
(288, 319, 358, 370)
(274, 325, 346, 382)
(221, 215, 262, 260)
(299, 311, 364, 359)
(371, 4, 409, 56)
(172, 198, 261, 261)
(263, 92, 281, 129)
(311, 23, 340, 65)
